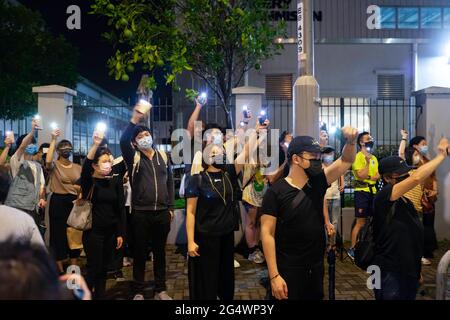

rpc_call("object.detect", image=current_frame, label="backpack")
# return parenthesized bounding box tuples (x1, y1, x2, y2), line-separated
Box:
(5, 161, 42, 212)
(354, 201, 397, 270)
(131, 149, 168, 180)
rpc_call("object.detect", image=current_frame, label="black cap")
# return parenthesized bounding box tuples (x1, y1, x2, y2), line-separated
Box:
(287, 136, 322, 158)
(321, 145, 335, 154)
(379, 156, 412, 176)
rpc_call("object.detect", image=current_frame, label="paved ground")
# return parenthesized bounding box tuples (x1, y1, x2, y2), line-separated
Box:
(103, 242, 450, 300)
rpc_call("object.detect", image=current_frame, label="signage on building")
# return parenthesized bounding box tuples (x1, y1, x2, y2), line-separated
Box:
(269, 0, 322, 22)
(297, 1, 304, 55)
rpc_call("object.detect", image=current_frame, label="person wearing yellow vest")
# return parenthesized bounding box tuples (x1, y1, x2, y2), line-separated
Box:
(348, 132, 380, 260)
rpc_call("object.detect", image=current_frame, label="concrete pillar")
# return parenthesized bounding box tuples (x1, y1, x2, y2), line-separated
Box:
(32, 85, 77, 147)
(231, 86, 265, 130)
(414, 86, 450, 240)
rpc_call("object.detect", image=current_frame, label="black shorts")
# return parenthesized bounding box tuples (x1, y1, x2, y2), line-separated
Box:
(354, 191, 374, 218)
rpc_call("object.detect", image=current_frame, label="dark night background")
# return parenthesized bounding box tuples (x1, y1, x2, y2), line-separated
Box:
(19, 0, 171, 104)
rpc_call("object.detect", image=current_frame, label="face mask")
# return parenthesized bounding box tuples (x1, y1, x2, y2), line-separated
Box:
(59, 149, 72, 159)
(137, 135, 153, 150)
(212, 154, 227, 171)
(25, 144, 38, 155)
(365, 141, 374, 150)
(212, 134, 222, 145)
(413, 154, 421, 165)
(98, 162, 112, 176)
(322, 155, 334, 165)
(303, 159, 322, 178)
(418, 145, 428, 156)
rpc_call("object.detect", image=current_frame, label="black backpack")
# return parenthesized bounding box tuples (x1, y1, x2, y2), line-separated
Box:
(354, 202, 397, 270)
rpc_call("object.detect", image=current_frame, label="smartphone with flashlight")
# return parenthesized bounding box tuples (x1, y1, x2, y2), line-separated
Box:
(135, 99, 152, 114)
(95, 122, 107, 139)
(5, 131, 15, 144)
(34, 114, 43, 130)
(258, 110, 268, 126)
(242, 105, 250, 119)
(197, 92, 207, 106)
(50, 122, 58, 131)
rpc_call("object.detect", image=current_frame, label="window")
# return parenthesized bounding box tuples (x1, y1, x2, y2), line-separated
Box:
(421, 7, 442, 29)
(265, 74, 293, 100)
(381, 7, 396, 29)
(377, 74, 405, 100)
(444, 8, 450, 28)
(398, 7, 419, 29)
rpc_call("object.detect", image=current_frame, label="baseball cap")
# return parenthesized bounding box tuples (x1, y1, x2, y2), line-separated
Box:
(287, 136, 322, 159)
(379, 156, 412, 176)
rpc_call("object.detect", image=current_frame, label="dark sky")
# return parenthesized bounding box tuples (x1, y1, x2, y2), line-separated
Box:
(19, 0, 170, 104)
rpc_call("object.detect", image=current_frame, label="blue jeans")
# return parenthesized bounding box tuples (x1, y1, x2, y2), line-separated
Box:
(373, 271, 419, 300)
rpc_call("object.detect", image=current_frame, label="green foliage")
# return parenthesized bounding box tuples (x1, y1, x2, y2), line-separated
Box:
(174, 198, 186, 209)
(92, 0, 287, 122)
(0, 1, 79, 119)
(185, 89, 199, 102)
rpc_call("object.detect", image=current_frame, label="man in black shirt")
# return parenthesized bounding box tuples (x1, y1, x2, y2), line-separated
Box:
(372, 137, 450, 300)
(261, 127, 359, 300)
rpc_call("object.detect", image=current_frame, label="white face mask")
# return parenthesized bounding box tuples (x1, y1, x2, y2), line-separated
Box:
(137, 135, 153, 150)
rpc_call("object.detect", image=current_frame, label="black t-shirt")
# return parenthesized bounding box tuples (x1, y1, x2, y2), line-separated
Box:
(373, 184, 424, 279)
(261, 171, 329, 267)
(185, 165, 238, 236)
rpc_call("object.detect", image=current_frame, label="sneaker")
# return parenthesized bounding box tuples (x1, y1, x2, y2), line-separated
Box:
(133, 294, 145, 300)
(234, 259, 241, 268)
(248, 249, 265, 264)
(347, 247, 355, 261)
(123, 257, 133, 267)
(421, 257, 432, 266)
(154, 291, 173, 300)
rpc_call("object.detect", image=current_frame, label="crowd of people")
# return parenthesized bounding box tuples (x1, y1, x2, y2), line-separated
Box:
(0, 97, 449, 301)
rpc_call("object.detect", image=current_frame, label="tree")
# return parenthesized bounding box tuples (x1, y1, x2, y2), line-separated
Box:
(0, 0, 79, 120)
(91, 0, 286, 128)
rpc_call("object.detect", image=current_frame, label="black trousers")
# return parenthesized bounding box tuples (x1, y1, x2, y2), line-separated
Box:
(108, 209, 133, 273)
(272, 261, 324, 300)
(188, 231, 235, 300)
(423, 211, 438, 259)
(82, 226, 116, 299)
(49, 193, 81, 261)
(132, 209, 170, 293)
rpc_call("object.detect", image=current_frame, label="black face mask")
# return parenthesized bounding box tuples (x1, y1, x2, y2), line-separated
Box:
(59, 150, 72, 159)
(212, 154, 227, 171)
(304, 159, 322, 178)
(365, 141, 374, 149)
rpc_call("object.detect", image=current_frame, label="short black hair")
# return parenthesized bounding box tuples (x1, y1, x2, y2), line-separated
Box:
(0, 165, 11, 203)
(132, 125, 152, 143)
(93, 146, 112, 164)
(204, 123, 225, 135)
(357, 132, 370, 148)
(409, 136, 426, 147)
(38, 143, 50, 152)
(56, 139, 72, 150)
(0, 240, 62, 300)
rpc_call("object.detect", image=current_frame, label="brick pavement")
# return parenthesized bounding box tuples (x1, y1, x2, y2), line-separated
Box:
(104, 243, 450, 300)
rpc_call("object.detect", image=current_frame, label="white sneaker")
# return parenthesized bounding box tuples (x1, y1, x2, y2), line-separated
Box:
(133, 294, 145, 300)
(154, 291, 173, 300)
(123, 257, 133, 267)
(234, 259, 241, 268)
(421, 257, 432, 266)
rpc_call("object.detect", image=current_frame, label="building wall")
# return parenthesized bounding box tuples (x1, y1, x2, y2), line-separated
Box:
(250, 42, 414, 98)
